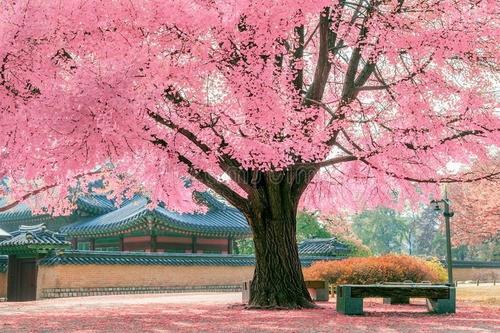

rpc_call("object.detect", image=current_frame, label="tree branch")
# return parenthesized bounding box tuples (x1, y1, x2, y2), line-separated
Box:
(0, 170, 108, 213)
(305, 8, 333, 102)
(151, 137, 250, 212)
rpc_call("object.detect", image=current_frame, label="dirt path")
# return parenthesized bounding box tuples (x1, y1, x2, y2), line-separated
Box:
(0, 292, 241, 315)
(1, 292, 499, 332)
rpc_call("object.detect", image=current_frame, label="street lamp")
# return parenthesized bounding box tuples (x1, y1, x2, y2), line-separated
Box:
(431, 190, 454, 286)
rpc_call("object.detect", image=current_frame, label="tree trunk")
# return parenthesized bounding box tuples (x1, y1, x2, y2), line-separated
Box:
(246, 174, 316, 309)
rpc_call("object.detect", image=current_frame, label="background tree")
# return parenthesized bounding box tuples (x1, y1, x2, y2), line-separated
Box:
(296, 210, 332, 243)
(1, 0, 499, 308)
(410, 206, 442, 257)
(352, 207, 407, 254)
(448, 179, 500, 247)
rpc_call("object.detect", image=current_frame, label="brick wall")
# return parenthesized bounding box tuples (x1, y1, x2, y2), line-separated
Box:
(37, 264, 254, 299)
(453, 267, 500, 281)
(0, 272, 6, 300)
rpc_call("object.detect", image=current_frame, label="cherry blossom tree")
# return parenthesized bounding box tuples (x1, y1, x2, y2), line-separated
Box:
(1, 0, 499, 308)
(448, 162, 500, 246)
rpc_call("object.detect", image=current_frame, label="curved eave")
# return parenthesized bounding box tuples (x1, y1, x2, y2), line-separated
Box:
(0, 244, 70, 256)
(63, 212, 252, 239)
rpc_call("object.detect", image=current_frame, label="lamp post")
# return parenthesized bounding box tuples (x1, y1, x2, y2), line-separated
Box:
(431, 190, 454, 286)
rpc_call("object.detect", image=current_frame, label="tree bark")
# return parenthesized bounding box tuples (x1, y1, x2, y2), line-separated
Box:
(246, 173, 316, 309)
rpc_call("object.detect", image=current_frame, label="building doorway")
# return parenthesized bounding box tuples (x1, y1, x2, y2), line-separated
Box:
(7, 257, 37, 301)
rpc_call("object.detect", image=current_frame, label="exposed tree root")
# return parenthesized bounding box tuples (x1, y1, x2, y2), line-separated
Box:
(244, 300, 321, 310)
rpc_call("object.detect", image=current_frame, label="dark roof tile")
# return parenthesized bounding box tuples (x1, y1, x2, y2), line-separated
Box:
(61, 194, 251, 237)
(298, 238, 350, 257)
(0, 224, 71, 249)
(37, 250, 336, 267)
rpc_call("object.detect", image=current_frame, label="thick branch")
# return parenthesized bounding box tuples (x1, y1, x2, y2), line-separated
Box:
(148, 110, 211, 154)
(296, 155, 358, 168)
(305, 8, 333, 102)
(292, 25, 305, 91)
(404, 128, 500, 151)
(177, 155, 250, 212)
(0, 170, 107, 213)
(151, 136, 249, 212)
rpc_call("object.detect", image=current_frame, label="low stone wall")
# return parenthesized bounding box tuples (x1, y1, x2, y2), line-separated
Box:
(37, 264, 254, 299)
(34, 250, 330, 300)
(453, 267, 500, 281)
(40, 284, 242, 299)
(447, 261, 500, 281)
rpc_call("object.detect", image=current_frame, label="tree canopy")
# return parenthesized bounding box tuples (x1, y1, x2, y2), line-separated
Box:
(1, 0, 498, 211)
(1, 0, 499, 308)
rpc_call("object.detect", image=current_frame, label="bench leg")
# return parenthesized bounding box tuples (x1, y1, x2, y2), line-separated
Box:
(315, 287, 330, 301)
(308, 281, 329, 301)
(241, 280, 251, 303)
(383, 297, 410, 305)
(336, 286, 363, 315)
(426, 287, 456, 314)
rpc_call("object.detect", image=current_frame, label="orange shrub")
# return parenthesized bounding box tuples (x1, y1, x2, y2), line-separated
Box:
(304, 254, 440, 285)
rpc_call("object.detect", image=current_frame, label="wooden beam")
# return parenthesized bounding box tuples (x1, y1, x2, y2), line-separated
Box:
(151, 235, 157, 252)
(350, 286, 450, 299)
(192, 237, 197, 254)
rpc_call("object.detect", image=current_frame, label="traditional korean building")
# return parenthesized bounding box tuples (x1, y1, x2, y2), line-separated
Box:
(0, 224, 71, 301)
(0, 224, 332, 301)
(0, 187, 349, 302)
(0, 191, 251, 254)
(298, 238, 350, 257)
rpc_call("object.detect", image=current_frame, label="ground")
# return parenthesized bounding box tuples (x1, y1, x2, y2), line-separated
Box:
(0, 286, 499, 332)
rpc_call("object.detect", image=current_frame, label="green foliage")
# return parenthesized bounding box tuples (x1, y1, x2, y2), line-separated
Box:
(334, 233, 372, 257)
(422, 257, 448, 283)
(296, 210, 331, 242)
(352, 207, 408, 255)
(233, 238, 255, 255)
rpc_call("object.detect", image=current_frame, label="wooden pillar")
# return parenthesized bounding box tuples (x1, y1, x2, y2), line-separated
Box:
(151, 235, 157, 252)
(72, 237, 78, 250)
(90, 239, 95, 251)
(228, 237, 233, 254)
(119, 236, 124, 252)
(192, 237, 197, 253)
(7, 255, 18, 301)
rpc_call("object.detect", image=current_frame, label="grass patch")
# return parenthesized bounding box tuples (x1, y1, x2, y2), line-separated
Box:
(457, 285, 500, 306)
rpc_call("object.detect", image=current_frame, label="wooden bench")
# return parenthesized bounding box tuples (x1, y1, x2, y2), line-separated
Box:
(336, 284, 456, 315)
(242, 280, 329, 303)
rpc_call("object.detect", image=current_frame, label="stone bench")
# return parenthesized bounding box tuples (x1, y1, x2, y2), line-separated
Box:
(336, 284, 455, 315)
(305, 280, 329, 301)
(242, 280, 329, 303)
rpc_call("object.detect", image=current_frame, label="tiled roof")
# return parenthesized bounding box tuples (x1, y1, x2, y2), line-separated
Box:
(0, 198, 37, 223)
(0, 193, 114, 225)
(298, 238, 350, 257)
(37, 250, 336, 267)
(0, 255, 7, 273)
(0, 224, 71, 255)
(440, 260, 500, 268)
(60, 193, 251, 238)
(0, 227, 10, 238)
(73, 194, 118, 215)
(0, 183, 132, 224)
